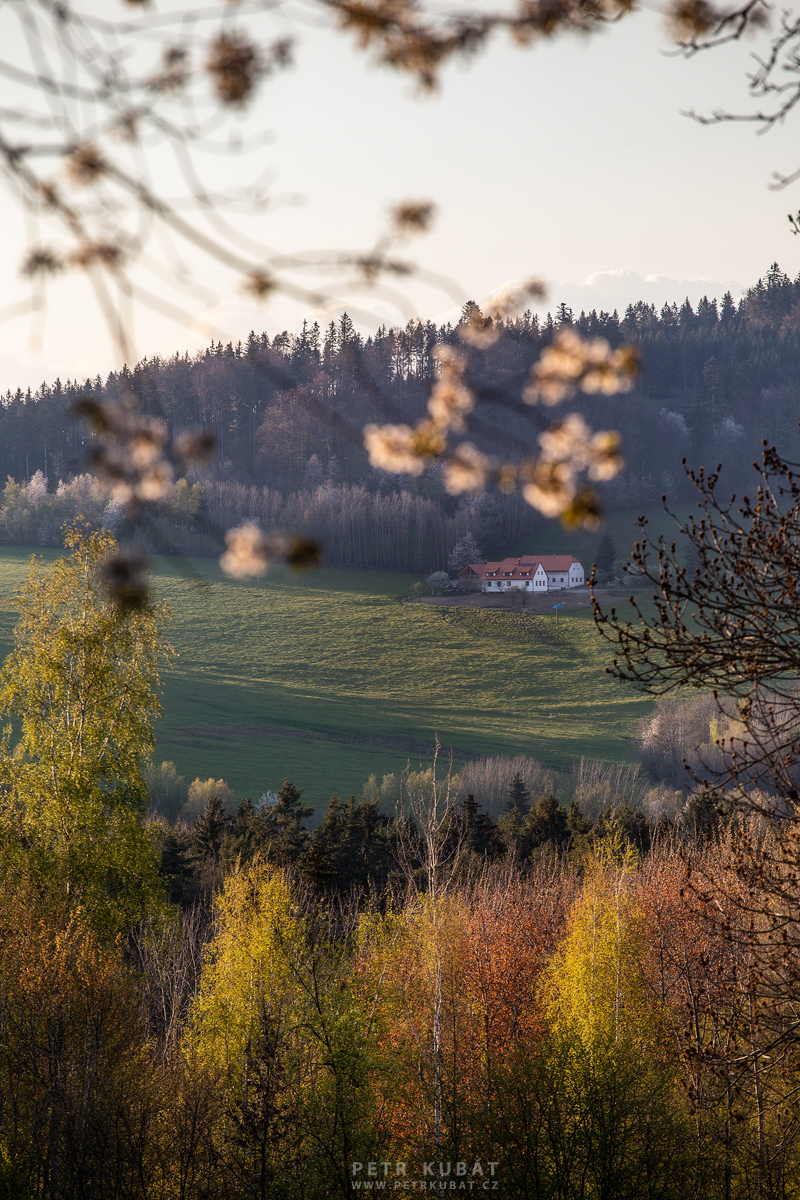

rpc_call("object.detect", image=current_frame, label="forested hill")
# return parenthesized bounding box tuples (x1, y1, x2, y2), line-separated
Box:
(3, 262, 800, 511)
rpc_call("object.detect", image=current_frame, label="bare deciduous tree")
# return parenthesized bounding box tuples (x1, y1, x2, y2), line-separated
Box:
(592, 449, 800, 1109)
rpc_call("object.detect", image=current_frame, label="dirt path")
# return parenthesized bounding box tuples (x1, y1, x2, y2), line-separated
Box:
(416, 588, 628, 614)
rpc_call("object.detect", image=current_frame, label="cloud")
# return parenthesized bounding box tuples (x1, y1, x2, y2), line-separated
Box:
(0, 352, 110, 395)
(543, 268, 744, 315)
(433, 269, 745, 329)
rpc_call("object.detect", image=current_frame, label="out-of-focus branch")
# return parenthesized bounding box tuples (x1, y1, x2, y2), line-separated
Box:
(325, 0, 636, 91)
(3, 1, 644, 600)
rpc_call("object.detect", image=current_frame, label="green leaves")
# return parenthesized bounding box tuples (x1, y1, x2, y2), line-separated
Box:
(0, 525, 172, 936)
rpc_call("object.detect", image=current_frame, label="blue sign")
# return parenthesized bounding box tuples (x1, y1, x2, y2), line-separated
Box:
(552, 603, 565, 610)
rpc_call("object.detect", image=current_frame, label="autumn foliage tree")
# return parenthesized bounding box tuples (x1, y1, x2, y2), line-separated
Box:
(5, 533, 800, 1197)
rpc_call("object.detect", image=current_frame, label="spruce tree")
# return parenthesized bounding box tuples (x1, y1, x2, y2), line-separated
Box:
(498, 806, 530, 862)
(264, 779, 314, 866)
(594, 533, 618, 581)
(506, 772, 531, 816)
(190, 794, 229, 863)
(527, 794, 568, 849)
(720, 290, 736, 325)
(343, 795, 385, 880)
(159, 829, 192, 903)
(459, 300, 483, 325)
(309, 793, 392, 892)
(616, 800, 651, 854)
(685, 791, 726, 841)
(461, 792, 479, 834)
(460, 793, 500, 859)
(301, 828, 337, 891)
(567, 799, 592, 839)
(222, 797, 271, 869)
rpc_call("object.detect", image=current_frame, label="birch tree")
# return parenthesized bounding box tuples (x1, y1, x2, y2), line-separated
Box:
(0, 525, 170, 936)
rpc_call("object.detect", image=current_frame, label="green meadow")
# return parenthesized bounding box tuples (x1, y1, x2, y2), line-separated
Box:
(0, 537, 661, 814)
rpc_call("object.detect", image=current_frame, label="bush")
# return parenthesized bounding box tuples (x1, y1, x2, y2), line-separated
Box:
(426, 570, 449, 594)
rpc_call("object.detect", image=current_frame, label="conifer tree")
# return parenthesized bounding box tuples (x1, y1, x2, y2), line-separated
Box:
(264, 779, 314, 866)
(527, 794, 569, 850)
(720, 290, 737, 324)
(190, 794, 230, 864)
(301, 828, 338, 891)
(459, 300, 482, 326)
(506, 772, 531, 816)
(567, 799, 592, 840)
(594, 532, 618, 581)
(158, 828, 192, 904)
(221, 797, 272, 870)
(459, 793, 500, 859)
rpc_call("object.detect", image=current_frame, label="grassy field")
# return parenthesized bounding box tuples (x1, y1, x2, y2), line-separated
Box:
(0, 537, 659, 815)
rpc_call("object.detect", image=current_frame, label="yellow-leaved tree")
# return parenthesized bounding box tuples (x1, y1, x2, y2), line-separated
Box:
(489, 828, 692, 1200)
(547, 834, 654, 1052)
(544, 829, 690, 1199)
(0, 525, 170, 937)
(188, 859, 391, 1199)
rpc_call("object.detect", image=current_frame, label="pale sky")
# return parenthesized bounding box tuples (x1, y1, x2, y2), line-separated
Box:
(1, 4, 798, 392)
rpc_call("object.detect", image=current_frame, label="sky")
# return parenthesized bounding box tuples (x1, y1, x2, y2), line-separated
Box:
(1, 2, 799, 392)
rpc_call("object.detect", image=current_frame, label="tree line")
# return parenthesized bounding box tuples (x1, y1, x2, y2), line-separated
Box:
(3, 263, 800, 516)
(0, 470, 538, 573)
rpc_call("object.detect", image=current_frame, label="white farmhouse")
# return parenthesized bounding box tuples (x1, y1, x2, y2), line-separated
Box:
(459, 555, 585, 593)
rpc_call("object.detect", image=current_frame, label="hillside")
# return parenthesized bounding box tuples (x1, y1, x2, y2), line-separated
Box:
(2, 263, 800, 555)
(0, 547, 654, 811)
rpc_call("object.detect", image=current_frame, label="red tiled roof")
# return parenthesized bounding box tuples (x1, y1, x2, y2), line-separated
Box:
(459, 555, 582, 579)
(535, 556, 581, 571)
